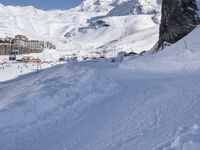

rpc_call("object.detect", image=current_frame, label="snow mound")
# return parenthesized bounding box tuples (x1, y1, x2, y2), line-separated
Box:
(156, 125, 200, 150)
(0, 63, 118, 139)
(120, 26, 200, 72)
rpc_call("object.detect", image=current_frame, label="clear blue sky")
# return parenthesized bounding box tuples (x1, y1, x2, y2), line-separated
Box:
(0, 0, 83, 10)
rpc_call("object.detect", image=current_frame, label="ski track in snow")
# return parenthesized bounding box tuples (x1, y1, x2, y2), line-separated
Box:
(0, 61, 200, 150)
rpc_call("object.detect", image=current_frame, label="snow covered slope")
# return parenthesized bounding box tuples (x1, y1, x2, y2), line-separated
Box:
(67, 14, 159, 53)
(1, 60, 200, 150)
(121, 25, 200, 72)
(0, 0, 161, 53)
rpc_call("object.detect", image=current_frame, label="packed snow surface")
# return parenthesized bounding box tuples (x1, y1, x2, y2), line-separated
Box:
(1, 61, 200, 150)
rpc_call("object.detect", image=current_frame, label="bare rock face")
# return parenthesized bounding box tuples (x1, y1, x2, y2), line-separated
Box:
(156, 0, 200, 52)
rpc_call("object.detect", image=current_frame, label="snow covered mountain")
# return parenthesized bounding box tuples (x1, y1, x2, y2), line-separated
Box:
(0, 0, 161, 54)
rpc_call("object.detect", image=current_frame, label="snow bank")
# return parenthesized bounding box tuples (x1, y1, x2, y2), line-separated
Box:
(120, 26, 200, 72)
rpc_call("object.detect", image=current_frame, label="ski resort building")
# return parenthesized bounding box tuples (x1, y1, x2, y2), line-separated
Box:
(25, 40, 44, 49)
(0, 35, 56, 55)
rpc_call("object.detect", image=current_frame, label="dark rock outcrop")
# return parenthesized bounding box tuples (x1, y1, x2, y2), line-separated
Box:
(156, 0, 200, 52)
(91, 20, 110, 29)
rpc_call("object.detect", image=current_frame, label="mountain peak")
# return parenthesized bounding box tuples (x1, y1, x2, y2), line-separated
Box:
(78, 0, 118, 12)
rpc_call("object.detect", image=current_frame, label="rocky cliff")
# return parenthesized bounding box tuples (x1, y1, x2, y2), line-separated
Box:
(156, 0, 200, 52)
